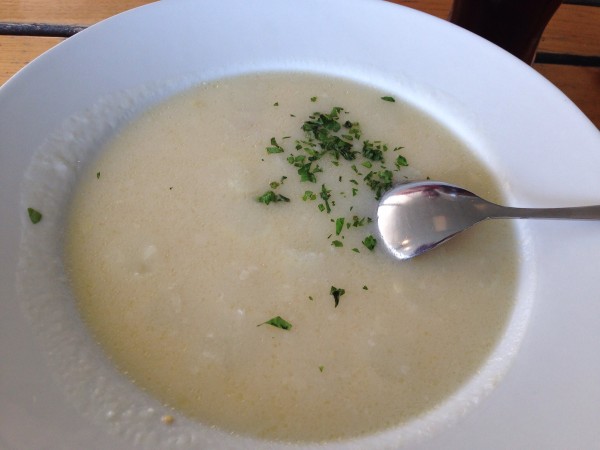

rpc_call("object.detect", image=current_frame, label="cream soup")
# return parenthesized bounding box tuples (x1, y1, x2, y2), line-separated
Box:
(65, 72, 517, 442)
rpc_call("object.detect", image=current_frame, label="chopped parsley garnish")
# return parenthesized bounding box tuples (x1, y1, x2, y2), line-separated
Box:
(395, 154, 409, 168)
(362, 140, 386, 161)
(335, 217, 345, 235)
(330, 286, 346, 307)
(298, 163, 318, 183)
(258, 316, 293, 330)
(350, 216, 367, 227)
(302, 190, 317, 201)
(302, 107, 342, 133)
(266, 137, 285, 154)
(362, 234, 377, 251)
(319, 365, 324, 372)
(319, 184, 332, 213)
(255, 102, 412, 316)
(270, 175, 288, 189)
(27, 207, 42, 224)
(324, 136, 356, 161)
(96, 172, 101, 179)
(364, 169, 393, 200)
(257, 191, 290, 205)
(273, 102, 279, 106)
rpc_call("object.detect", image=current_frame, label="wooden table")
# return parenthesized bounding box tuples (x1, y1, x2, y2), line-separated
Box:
(1, 0, 599, 129)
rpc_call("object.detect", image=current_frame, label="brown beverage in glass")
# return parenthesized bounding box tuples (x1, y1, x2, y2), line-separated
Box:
(449, 0, 562, 64)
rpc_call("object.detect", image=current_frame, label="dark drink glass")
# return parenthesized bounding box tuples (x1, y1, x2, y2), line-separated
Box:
(449, 0, 562, 64)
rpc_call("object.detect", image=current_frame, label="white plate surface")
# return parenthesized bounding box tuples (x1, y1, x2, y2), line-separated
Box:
(1, 0, 599, 449)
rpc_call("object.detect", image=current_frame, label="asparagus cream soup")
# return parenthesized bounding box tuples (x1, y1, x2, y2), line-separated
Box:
(65, 72, 518, 442)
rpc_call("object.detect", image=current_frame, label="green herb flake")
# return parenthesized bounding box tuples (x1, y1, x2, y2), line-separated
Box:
(273, 102, 279, 106)
(362, 234, 377, 251)
(331, 240, 343, 247)
(395, 154, 409, 168)
(342, 120, 362, 140)
(257, 191, 290, 205)
(258, 316, 293, 330)
(96, 172, 101, 179)
(270, 181, 280, 189)
(362, 140, 385, 161)
(335, 217, 345, 235)
(309, 296, 314, 301)
(351, 216, 367, 227)
(352, 248, 360, 253)
(27, 207, 42, 224)
(302, 190, 317, 201)
(298, 163, 318, 183)
(381, 96, 396, 102)
(294, 155, 307, 165)
(364, 169, 393, 200)
(320, 184, 332, 213)
(362, 285, 368, 290)
(266, 137, 285, 154)
(319, 365, 325, 372)
(311, 96, 318, 102)
(330, 286, 346, 307)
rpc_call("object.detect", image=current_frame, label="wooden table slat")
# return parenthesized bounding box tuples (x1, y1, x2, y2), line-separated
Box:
(540, 4, 600, 56)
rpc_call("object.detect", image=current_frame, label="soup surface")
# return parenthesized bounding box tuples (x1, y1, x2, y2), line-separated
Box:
(65, 72, 517, 442)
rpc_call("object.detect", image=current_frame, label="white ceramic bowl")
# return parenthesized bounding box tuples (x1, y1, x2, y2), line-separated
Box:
(1, 1, 599, 449)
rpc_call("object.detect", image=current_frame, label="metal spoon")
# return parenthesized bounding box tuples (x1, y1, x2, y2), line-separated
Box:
(377, 181, 600, 260)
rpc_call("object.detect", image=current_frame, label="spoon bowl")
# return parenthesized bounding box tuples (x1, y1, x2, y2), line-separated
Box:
(377, 181, 600, 260)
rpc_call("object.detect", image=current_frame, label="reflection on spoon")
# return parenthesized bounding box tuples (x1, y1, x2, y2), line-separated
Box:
(377, 181, 600, 260)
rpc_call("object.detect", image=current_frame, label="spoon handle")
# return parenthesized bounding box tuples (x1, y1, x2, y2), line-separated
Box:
(490, 204, 600, 220)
